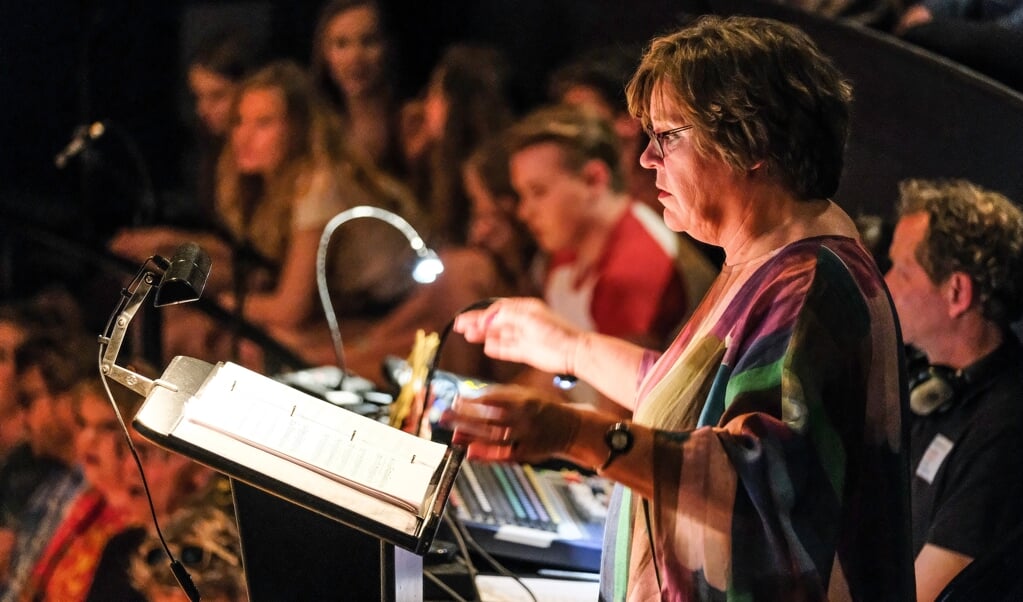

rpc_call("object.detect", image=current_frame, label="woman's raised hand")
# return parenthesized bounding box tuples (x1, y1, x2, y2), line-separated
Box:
(453, 297, 582, 375)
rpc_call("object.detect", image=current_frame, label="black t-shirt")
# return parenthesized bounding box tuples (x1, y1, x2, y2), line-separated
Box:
(0, 442, 67, 528)
(910, 338, 1023, 557)
(85, 527, 147, 602)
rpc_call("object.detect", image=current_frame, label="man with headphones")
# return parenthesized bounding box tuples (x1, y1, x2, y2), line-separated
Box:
(885, 178, 1023, 601)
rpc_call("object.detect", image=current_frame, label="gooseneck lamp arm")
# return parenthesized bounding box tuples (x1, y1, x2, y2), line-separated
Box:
(316, 205, 444, 382)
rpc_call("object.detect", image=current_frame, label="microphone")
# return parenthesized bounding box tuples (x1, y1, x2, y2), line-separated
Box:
(55, 121, 106, 169)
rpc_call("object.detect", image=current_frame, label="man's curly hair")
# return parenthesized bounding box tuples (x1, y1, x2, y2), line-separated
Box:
(897, 178, 1023, 329)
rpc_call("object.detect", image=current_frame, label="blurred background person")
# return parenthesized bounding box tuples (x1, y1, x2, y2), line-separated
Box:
(111, 60, 422, 369)
(341, 134, 539, 385)
(0, 306, 30, 466)
(180, 27, 265, 229)
(884, 178, 1023, 600)
(11, 377, 144, 601)
(402, 43, 515, 247)
(87, 358, 221, 602)
(1, 332, 93, 598)
(311, 0, 406, 175)
(0, 291, 85, 467)
(548, 45, 659, 212)
(503, 104, 712, 416)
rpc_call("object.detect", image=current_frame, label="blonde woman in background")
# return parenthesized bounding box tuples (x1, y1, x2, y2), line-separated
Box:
(113, 60, 422, 369)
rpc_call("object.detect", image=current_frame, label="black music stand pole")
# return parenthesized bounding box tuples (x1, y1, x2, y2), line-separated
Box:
(231, 480, 423, 602)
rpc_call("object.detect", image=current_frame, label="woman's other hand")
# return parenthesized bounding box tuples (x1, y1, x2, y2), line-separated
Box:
(445, 384, 584, 464)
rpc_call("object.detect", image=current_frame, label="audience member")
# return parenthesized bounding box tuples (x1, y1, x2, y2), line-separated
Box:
(87, 411, 220, 601)
(462, 137, 541, 298)
(0, 307, 29, 463)
(341, 135, 538, 385)
(0, 305, 30, 586)
(180, 27, 264, 228)
(1, 333, 93, 598)
(402, 44, 514, 246)
(111, 60, 422, 368)
(448, 16, 912, 600)
(11, 377, 145, 601)
(504, 105, 713, 416)
(548, 46, 660, 211)
(895, 0, 1023, 89)
(37, 355, 222, 602)
(311, 0, 406, 175)
(130, 504, 247, 602)
(884, 178, 1023, 601)
(0, 289, 85, 465)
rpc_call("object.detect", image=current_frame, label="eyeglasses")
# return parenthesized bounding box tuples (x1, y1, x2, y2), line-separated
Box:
(645, 124, 693, 159)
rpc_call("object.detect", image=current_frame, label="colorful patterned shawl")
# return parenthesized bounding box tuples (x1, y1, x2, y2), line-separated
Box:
(599, 236, 914, 601)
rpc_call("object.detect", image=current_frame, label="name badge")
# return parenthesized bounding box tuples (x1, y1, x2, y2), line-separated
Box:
(916, 433, 954, 484)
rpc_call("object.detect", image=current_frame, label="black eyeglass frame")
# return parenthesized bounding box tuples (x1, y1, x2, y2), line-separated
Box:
(645, 124, 694, 158)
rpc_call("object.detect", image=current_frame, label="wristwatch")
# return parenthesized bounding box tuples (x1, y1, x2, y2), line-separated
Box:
(601, 421, 634, 471)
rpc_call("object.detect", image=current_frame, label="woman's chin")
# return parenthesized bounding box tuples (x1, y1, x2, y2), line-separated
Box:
(662, 211, 689, 233)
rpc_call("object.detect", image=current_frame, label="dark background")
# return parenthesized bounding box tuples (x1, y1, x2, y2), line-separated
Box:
(2, 0, 1022, 307)
(0, 0, 685, 225)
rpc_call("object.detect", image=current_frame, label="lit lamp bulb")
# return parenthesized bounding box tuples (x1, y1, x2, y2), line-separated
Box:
(316, 206, 444, 393)
(411, 249, 444, 283)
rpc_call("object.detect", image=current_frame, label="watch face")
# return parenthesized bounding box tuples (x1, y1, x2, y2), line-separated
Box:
(606, 422, 633, 453)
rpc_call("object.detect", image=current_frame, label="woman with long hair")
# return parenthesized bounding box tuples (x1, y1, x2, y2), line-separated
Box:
(115, 60, 420, 368)
(403, 44, 514, 247)
(310, 0, 405, 175)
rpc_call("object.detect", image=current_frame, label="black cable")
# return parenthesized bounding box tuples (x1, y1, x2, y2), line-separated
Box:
(442, 511, 483, 601)
(417, 298, 578, 436)
(452, 514, 538, 602)
(424, 569, 471, 602)
(418, 297, 500, 438)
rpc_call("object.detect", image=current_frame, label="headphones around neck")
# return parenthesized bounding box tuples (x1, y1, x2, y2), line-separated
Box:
(906, 339, 1014, 416)
(909, 364, 965, 416)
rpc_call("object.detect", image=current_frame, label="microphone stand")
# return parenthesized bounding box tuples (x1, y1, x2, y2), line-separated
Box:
(315, 205, 444, 397)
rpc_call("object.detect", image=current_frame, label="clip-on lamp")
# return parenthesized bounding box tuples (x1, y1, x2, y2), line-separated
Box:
(97, 241, 211, 602)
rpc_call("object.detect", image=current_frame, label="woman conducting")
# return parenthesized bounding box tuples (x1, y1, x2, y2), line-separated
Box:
(448, 15, 914, 601)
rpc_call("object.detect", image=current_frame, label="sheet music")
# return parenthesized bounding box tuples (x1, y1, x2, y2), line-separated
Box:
(181, 362, 448, 515)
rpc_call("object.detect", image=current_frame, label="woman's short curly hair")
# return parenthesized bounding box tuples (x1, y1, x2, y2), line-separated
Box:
(897, 178, 1023, 329)
(626, 15, 852, 200)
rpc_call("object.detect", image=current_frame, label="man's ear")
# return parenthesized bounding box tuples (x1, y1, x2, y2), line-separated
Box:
(945, 271, 975, 319)
(580, 158, 612, 190)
